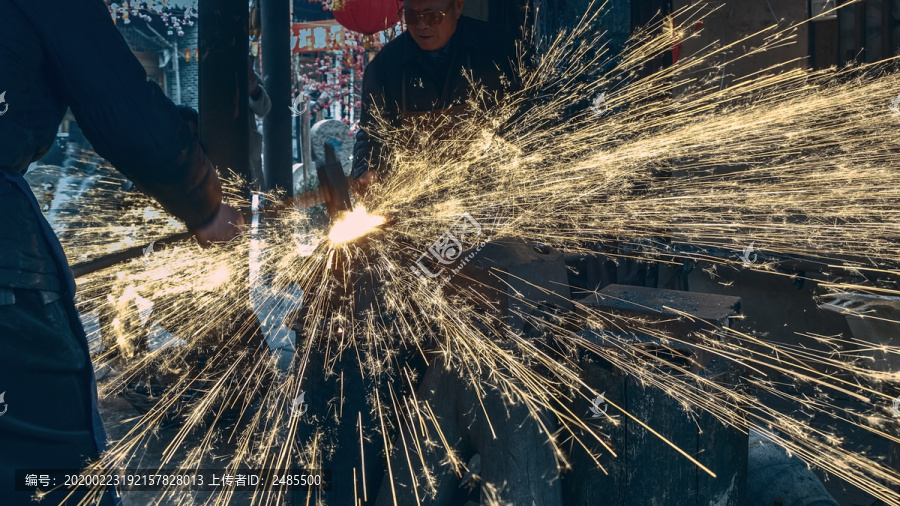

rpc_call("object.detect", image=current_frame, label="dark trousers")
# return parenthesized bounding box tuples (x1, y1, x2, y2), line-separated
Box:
(0, 288, 115, 505)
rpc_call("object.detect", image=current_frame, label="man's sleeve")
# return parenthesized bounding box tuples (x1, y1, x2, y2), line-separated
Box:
(13, 0, 222, 230)
(351, 60, 387, 180)
(249, 85, 271, 117)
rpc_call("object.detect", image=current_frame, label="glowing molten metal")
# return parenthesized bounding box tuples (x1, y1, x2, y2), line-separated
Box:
(328, 206, 386, 244)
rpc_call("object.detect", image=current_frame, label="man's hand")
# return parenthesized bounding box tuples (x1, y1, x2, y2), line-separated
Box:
(353, 170, 378, 195)
(191, 203, 243, 247)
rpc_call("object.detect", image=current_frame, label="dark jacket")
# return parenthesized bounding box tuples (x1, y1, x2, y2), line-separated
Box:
(0, 0, 223, 291)
(351, 16, 516, 179)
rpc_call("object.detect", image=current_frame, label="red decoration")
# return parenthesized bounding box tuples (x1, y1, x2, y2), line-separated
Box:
(330, 0, 401, 35)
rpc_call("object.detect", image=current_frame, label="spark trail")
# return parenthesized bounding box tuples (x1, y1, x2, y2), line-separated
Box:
(29, 1, 900, 504)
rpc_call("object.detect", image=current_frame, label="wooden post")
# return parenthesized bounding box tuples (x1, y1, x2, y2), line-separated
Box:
(198, 0, 249, 183)
(261, 0, 294, 195)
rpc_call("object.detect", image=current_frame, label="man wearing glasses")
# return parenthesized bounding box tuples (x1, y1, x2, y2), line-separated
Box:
(351, 0, 516, 190)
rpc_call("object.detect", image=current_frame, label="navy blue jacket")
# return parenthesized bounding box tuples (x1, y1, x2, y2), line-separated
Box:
(351, 16, 516, 179)
(0, 0, 222, 291)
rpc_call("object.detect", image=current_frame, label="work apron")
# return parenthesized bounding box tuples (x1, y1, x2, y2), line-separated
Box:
(0, 170, 118, 505)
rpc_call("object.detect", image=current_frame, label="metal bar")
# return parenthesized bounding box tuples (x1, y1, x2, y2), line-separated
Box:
(301, 96, 312, 191)
(70, 232, 192, 278)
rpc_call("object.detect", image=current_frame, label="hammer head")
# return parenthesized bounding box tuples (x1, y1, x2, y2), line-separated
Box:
(316, 138, 354, 221)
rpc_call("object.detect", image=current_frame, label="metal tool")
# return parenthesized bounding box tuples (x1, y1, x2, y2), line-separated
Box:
(316, 138, 353, 221)
(70, 231, 192, 278)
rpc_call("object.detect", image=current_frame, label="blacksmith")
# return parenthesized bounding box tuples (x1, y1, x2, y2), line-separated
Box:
(0, 1, 241, 504)
(351, 0, 517, 190)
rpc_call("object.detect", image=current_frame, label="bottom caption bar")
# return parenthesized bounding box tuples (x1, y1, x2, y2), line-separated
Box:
(15, 469, 332, 492)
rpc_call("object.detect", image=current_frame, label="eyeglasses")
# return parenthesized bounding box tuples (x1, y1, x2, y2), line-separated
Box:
(399, 6, 450, 26)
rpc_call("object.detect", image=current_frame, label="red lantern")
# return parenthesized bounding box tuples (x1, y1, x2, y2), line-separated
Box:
(331, 0, 401, 35)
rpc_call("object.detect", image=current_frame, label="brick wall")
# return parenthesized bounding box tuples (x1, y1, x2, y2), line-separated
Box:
(118, 24, 166, 53)
(166, 25, 199, 110)
(116, 22, 199, 110)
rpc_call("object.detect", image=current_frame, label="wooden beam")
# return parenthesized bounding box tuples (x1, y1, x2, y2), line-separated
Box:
(198, 0, 249, 187)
